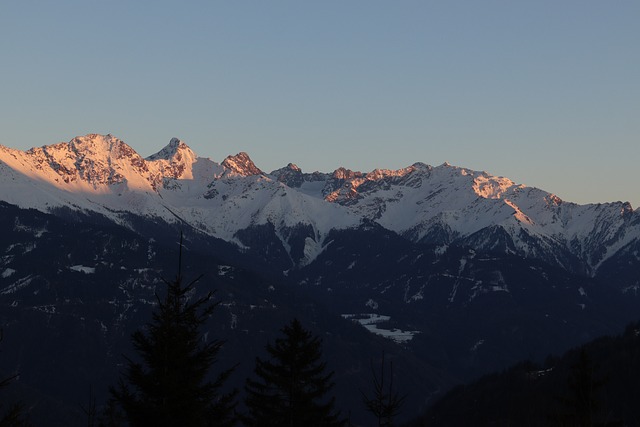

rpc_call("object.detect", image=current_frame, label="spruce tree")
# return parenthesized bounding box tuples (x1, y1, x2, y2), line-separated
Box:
(361, 351, 406, 427)
(111, 237, 236, 427)
(243, 318, 344, 427)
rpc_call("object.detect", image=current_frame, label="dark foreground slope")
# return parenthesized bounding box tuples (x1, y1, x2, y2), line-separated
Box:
(409, 321, 640, 427)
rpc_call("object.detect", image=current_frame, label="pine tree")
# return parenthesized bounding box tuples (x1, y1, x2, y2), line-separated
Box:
(111, 237, 236, 427)
(361, 351, 406, 427)
(243, 318, 344, 427)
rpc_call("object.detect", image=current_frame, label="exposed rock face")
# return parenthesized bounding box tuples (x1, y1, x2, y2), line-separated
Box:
(270, 163, 304, 188)
(221, 152, 263, 176)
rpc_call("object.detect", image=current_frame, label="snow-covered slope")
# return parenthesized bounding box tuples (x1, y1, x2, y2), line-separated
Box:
(314, 161, 639, 273)
(1, 134, 638, 272)
(0, 134, 359, 252)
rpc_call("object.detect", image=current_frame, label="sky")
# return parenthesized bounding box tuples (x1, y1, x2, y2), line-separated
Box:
(1, 1, 638, 208)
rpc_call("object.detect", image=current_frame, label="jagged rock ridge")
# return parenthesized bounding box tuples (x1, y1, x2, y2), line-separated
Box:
(1, 134, 639, 274)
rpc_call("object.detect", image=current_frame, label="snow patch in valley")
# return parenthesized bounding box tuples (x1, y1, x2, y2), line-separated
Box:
(70, 265, 96, 274)
(342, 313, 419, 343)
(408, 286, 424, 302)
(217, 266, 233, 276)
(471, 339, 485, 352)
(301, 237, 325, 266)
(34, 305, 56, 314)
(1, 268, 16, 278)
(0, 275, 34, 295)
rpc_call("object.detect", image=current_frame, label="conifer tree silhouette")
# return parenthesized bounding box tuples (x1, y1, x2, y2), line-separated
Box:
(243, 318, 344, 427)
(111, 235, 236, 427)
(361, 351, 406, 427)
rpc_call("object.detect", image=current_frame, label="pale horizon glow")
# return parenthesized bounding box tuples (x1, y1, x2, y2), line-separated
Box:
(1, 1, 638, 208)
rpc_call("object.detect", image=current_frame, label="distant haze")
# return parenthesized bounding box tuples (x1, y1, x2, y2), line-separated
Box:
(1, 1, 638, 208)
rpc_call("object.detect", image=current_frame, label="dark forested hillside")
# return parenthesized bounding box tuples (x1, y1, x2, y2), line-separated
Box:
(0, 202, 444, 426)
(408, 321, 640, 426)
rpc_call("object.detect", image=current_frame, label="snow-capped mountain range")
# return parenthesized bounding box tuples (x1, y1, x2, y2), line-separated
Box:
(3, 133, 640, 425)
(1, 133, 638, 274)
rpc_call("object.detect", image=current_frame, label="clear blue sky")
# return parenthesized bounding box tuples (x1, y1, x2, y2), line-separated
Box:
(1, 1, 638, 207)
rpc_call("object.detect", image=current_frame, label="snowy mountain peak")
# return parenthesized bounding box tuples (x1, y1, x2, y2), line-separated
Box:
(270, 163, 305, 187)
(18, 133, 149, 188)
(59, 133, 133, 160)
(146, 137, 194, 162)
(332, 167, 363, 180)
(145, 138, 198, 181)
(411, 162, 432, 171)
(66, 134, 140, 162)
(221, 152, 263, 176)
(286, 163, 301, 172)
